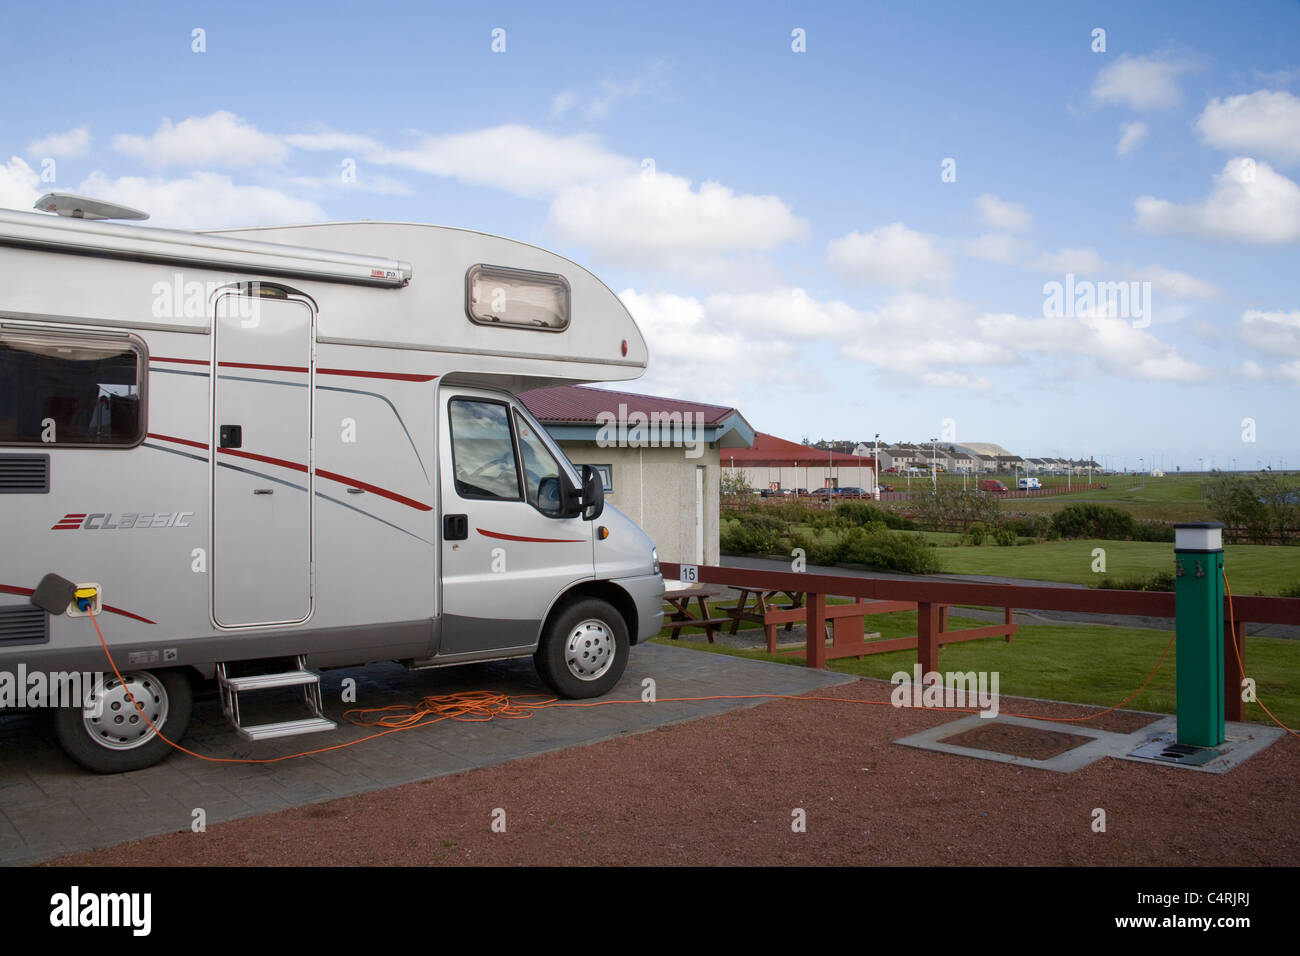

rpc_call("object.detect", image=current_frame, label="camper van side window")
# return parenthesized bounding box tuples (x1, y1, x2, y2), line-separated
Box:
(448, 399, 522, 501)
(0, 331, 145, 447)
(513, 410, 565, 517)
(466, 264, 570, 331)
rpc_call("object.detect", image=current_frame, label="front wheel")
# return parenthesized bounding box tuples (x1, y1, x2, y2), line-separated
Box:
(53, 668, 193, 774)
(534, 598, 630, 698)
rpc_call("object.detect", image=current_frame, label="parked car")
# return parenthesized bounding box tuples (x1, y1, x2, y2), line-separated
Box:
(878, 484, 895, 493)
(979, 479, 1008, 494)
(837, 486, 869, 498)
(884, 466, 899, 474)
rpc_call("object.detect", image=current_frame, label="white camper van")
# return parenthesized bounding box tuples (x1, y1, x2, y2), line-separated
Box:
(0, 194, 665, 773)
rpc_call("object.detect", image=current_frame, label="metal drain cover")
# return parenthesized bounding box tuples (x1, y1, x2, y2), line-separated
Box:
(1128, 732, 1221, 766)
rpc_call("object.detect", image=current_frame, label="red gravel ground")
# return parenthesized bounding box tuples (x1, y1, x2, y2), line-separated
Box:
(49, 679, 1299, 867)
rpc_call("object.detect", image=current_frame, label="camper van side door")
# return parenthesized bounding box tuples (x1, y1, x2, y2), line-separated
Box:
(438, 390, 593, 657)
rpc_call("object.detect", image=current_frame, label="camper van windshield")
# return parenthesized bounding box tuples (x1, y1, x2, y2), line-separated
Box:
(0, 331, 144, 446)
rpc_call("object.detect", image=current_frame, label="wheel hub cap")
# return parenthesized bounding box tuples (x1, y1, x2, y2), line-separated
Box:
(565, 620, 615, 681)
(83, 673, 168, 750)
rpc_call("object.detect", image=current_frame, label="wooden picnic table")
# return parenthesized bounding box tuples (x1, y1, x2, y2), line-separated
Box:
(663, 584, 731, 643)
(726, 585, 805, 635)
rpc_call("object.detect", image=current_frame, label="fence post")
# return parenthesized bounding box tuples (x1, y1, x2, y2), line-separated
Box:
(805, 591, 826, 669)
(917, 601, 938, 675)
(1225, 618, 1246, 723)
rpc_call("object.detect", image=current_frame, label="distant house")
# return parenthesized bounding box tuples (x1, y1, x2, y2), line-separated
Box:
(725, 432, 876, 493)
(521, 385, 754, 565)
(879, 443, 923, 471)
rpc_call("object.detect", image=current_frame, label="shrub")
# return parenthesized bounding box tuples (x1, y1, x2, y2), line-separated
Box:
(1096, 571, 1176, 592)
(840, 528, 942, 575)
(992, 525, 1018, 546)
(720, 516, 785, 556)
(1051, 503, 1138, 540)
(999, 514, 1052, 539)
(965, 522, 987, 546)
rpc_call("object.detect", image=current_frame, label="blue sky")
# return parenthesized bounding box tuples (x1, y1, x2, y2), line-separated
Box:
(2, 0, 1298, 471)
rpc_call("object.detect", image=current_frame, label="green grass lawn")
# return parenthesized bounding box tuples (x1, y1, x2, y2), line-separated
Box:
(654, 608, 1300, 729)
(936, 538, 1299, 594)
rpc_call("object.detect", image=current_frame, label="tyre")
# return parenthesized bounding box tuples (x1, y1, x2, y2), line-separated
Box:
(534, 598, 630, 699)
(53, 668, 193, 774)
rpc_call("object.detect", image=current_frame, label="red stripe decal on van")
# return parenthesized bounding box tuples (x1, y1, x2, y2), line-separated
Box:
(476, 528, 586, 544)
(147, 433, 210, 450)
(0, 585, 154, 624)
(151, 356, 208, 366)
(217, 447, 309, 473)
(315, 469, 432, 511)
(218, 361, 310, 374)
(318, 369, 438, 382)
(150, 437, 430, 512)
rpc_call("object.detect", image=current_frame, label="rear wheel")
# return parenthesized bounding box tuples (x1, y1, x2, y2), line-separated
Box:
(53, 668, 192, 774)
(534, 598, 630, 698)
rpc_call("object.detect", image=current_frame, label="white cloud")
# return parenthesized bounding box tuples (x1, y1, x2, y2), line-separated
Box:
(371, 124, 634, 198)
(617, 289, 801, 399)
(1135, 157, 1300, 243)
(1140, 265, 1221, 301)
(963, 233, 1032, 265)
(26, 127, 91, 159)
(550, 91, 579, 118)
(1196, 90, 1300, 164)
(288, 171, 411, 195)
(284, 130, 383, 153)
(978, 312, 1207, 382)
(974, 194, 1032, 232)
(549, 60, 669, 121)
(1030, 247, 1108, 274)
(1116, 121, 1148, 156)
(1239, 309, 1300, 357)
(705, 288, 865, 341)
(0, 156, 41, 211)
(549, 171, 808, 268)
(113, 111, 288, 168)
(826, 223, 952, 287)
(1091, 53, 1192, 110)
(77, 171, 324, 229)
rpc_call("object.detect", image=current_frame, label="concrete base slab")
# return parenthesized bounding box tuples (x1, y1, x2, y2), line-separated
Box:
(895, 712, 1284, 775)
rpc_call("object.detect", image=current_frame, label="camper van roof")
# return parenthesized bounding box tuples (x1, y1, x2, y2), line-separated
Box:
(0, 205, 411, 287)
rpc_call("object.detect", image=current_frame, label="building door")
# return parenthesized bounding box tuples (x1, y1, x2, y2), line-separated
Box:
(695, 465, 705, 563)
(211, 292, 313, 628)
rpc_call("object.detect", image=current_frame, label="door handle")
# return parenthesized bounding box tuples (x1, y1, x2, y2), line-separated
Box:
(443, 514, 468, 540)
(253, 488, 274, 495)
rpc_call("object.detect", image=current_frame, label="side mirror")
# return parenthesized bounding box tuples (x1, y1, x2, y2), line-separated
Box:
(537, 476, 563, 517)
(579, 464, 604, 521)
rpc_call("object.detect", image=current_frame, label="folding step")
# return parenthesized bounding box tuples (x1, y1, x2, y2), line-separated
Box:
(220, 670, 319, 693)
(235, 716, 337, 742)
(216, 654, 336, 742)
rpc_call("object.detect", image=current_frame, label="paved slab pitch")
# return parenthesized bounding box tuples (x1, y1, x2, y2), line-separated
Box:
(0, 643, 851, 865)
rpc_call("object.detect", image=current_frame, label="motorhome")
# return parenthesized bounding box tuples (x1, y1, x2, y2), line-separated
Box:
(0, 194, 665, 773)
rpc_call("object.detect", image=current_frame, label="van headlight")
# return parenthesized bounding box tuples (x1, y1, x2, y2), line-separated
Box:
(651, 547, 659, 575)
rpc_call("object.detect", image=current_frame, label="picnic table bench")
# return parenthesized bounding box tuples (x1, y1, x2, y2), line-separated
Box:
(663, 584, 732, 643)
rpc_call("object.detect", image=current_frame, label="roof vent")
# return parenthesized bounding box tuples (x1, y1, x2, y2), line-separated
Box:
(34, 192, 149, 221)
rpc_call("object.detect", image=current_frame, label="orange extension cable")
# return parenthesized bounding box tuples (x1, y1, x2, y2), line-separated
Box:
(84, 588, 1289, 767)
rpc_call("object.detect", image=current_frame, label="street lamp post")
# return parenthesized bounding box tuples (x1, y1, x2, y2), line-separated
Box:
(930, 438, 938, 492)
(874, 433, 880, 500)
